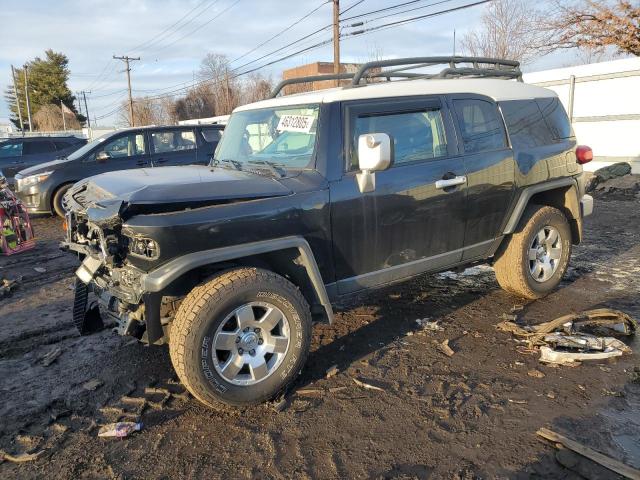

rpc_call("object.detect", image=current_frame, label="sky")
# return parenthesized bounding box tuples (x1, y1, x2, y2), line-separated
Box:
(0, 0, 581, 127)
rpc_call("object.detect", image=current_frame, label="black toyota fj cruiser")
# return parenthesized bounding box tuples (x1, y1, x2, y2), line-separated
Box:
(62, 57, 594, 407)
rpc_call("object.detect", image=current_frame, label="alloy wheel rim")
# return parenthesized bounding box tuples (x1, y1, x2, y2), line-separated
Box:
(528, 225, 562, 283)
(212, 301, 290, 386)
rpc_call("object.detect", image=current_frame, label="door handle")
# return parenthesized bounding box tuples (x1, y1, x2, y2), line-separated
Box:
(435, 175, 466, 189)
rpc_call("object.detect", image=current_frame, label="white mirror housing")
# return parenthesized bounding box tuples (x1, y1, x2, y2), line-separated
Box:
(358, 133, 392, 172)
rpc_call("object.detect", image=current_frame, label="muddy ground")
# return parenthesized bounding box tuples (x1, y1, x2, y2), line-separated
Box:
(1, 197, 639, 479)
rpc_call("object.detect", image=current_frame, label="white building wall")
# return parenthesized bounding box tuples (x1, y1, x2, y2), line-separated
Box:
(524, 57, 640, 173)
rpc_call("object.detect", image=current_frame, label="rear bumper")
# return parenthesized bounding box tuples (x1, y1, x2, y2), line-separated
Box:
(580, 194, 594, 217)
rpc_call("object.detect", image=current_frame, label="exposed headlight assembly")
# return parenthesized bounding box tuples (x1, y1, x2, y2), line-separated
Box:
(127, 236, 160, 259)
(16, 171, 53, 190)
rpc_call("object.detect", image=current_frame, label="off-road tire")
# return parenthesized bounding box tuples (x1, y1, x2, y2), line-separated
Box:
(53, 183, 73, 218)
(494, 205, 572, 299)
(169, 267, 312, 408)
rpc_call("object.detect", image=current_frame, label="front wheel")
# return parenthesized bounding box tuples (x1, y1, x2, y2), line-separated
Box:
(52, 183, 72, 218)
(494, 205, 572, 299)
(169, 267, 312, 407)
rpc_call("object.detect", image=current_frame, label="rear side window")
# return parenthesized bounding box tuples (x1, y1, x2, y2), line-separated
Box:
(536, 97, 573, 139)
(23, 140, 56, 155)
(0, 142, 22, 158)
(152, 130, 196, 153)
(453, 99, 506, 153)
(500, 100, 553, 148)
(54, 140, 73, 149)
(201, 128, 222, 143)
(351, 109, 448, 169)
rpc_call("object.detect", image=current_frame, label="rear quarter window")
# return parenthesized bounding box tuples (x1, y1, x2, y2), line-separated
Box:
(201, 128, 222, 142)
(453, 99, 506, 153)
(536, 97, 573, 139)
(500, 100, 553, 148)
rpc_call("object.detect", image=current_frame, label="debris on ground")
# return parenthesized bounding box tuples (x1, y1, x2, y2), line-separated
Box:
(0, 449, 44, 463)
(352, 378, 385, 392)
(511, 305, 524, 313)
(497, 308, 636, 364)
(537, 427, 640, 479)
(39, 347, 63, 366)
(296, 388, 323, 397)
(325, 364, 339, 378)
(501, 313, 518, 321)
(0, 277, 20, 298)
(33, 267, 47, 273)
(527, 369, 545, 378)
(82, 379, 104, 391)
(415, 318, 443, 331)
(437, 339, 455, 357)
(97, 422, 143, 438)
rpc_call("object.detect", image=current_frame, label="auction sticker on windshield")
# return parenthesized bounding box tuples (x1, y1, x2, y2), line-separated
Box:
(277, 115, 314, 133)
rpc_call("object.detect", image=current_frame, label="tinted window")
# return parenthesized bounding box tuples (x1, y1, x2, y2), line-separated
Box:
(24, 140, 56, 155)
(500, 100, 553, 148)
(100, 133, 145, 158)
(152, 130, 196, 153)
(351, 109, 448, 169)
(0, 142, 22, 158)
(54, 140, 74, 149)
(537, 97, 573, 139)
(201, 128, 222, 142)
(453, 99, 506, 153)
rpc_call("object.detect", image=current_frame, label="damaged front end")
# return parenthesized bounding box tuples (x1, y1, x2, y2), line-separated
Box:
(62, 183, 166, 344)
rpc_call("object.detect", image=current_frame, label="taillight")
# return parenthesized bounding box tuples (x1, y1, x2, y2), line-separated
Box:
(576, 145, 593, 164)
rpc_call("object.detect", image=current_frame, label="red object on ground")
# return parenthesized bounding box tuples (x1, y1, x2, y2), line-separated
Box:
(0, 177, 35, 255)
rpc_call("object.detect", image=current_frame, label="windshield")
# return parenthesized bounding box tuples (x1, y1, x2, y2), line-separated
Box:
(213, 104, 319, 170)
(66, 132, 117, 161)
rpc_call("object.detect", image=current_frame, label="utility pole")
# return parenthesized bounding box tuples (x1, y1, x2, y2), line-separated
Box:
(113, 55, 140, 127)
(77, 90, 92, 128)
(23, 65, 33, 132)
(333, 0, 340, 86)
(10, 65, 24, 131)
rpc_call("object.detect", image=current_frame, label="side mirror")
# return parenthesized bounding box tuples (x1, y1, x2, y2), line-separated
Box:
(356, 133, 392, 193)
(96, 151, 111, 163)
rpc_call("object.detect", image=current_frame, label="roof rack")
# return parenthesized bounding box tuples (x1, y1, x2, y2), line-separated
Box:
(270, 56, 523, 98)
(269, 71, 422, 98)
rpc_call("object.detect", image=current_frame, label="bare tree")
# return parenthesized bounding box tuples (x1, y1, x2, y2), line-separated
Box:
(542, 1, 640, 57)
(33, 103, 81, 131)
(241, 72, 274, 104)
(198, 53, 241, 114)
(462, 0, 547, 65)
(118, 96, 170, 127)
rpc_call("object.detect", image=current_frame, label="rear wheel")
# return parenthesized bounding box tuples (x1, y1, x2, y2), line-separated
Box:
(52, 183, 72, 218)
(494, 205, 572, 299)
(169, 267, 312, 407)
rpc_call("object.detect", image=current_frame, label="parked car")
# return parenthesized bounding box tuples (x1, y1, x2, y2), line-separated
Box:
(62, 57, 594, 408)
(0, 135, 86, 187)
(14, 124, 224, 217)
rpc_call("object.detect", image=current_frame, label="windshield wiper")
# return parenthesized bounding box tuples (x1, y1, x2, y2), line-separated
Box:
(247, 159, 285, 178)
(212, 158, 243, 171)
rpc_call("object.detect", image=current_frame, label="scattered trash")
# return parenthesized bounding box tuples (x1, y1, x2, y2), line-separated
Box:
(602, 389, 623, 397)
(352, 378, 385, 392)
(546, 391, 556, 399)
(501, 313, 518, 321)
(97, 422, 143, 438)
(497, 308, 636, 365)
(271, 395, 288, 413)
(508, 399, 527, 404)
(40, 347, 63, 367)
(328, 386, 348, 394)
(1, 277, 21, 298)
(527, 369, 545, 378)
(0, 449, 43, 463)
(437, 339, 455, 357)
(537, 427, 640, 479)
(511, 305, 524, 313)
(415, 318, 443, 331)
(33, 267, 47, 273)
(82, 379, 103, 391)
(326, 364, 339, 378)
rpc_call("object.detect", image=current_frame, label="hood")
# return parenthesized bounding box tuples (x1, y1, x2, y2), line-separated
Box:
(17, 157, 72, 177)
(66, 165, 293, 223)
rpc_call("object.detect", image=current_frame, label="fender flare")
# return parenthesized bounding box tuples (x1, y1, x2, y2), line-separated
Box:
(503, 177, 579, 235)
(141, 236, 334, 340)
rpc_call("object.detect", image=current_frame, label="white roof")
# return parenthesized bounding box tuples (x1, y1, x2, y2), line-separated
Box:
(235, 78, 557, 112)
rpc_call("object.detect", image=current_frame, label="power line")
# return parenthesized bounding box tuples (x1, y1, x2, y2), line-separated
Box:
(341, 0, 427, 21)
(353, 0, 457, 25)
(340, 0, 366, 16)
(230, 1, 330, 64)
